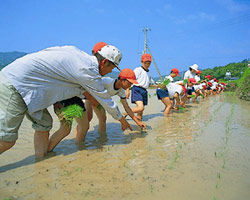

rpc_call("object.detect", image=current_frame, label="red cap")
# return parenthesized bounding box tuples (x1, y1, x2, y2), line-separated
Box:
(202, 85, 207, 90)
(216, 79, 219, 82)
(92, 42, 107, 55)
(119, 68, 138, 84)
(171, 68, 180, 76)
(189, 78, 197, 84)
(196, 70, 202, 74)
(208, 82, 212, 86)
(141, 53, 152, 62)
(213, 78, 217, 81)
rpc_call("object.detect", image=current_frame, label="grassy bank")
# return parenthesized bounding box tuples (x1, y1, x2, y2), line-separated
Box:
(226, 68, 250, 101)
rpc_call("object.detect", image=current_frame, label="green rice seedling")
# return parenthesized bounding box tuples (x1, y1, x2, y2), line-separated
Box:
(222, 160, 226, 169)
(200, 93, 204, 99)
(168, 150, 179, 169)
(163, 78, 171, 86)
(154, 93, 156, 96)
(147, 145, 152, 151)
(183, 79, 188, 85)
(131, 149, 136, 157)
(216, 182, 219, 189)
(155, 137, 164, 143)
(214, 152, 217, 158)
(212, 196, 217, 200)
(190, 94, 196, 98)
(76, 167, 82, 172)
(178, 106, 185, 111)
(217, 172, 221, 179)
(97, 103, 103, 111)
(84, 189, 92, 197)
(62, 104, 84, 125)
(148, 94, 151, 98)
(150, 184, 153, 193)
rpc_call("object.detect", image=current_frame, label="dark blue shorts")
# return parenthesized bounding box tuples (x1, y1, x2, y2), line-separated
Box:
(207, 87, 211, 90)
(156, 88, 169, 100)
(60, 96, 86, 110)
(187, 87, 195, 95)
(131, 86, 148, 105)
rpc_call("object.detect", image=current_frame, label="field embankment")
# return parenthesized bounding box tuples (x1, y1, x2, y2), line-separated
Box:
(226, 68, 250, 101)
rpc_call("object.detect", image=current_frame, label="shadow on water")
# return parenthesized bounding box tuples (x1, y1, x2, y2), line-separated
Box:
(0, 122, 149, 173)
(141, 113, 163, 121)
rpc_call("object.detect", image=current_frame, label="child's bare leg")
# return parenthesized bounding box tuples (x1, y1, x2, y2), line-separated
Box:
(132, 101, 144, 120)
(34, 130, 49, 158)
(0, 141, 16, 154)
(161, 97, 171, 116)
(75, 113, 90, 142)
(84, 100, 93, 122)
(131, 101, 144, 120)
(93, 106, 107, 133)
(48, 125, 71, 152)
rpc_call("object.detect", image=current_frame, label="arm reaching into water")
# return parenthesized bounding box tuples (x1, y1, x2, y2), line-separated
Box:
(121, 98, 146, 129)
(83, 91, 132, 131)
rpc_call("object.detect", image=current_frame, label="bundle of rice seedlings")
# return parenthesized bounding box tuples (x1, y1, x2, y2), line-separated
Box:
(62, 104, 84, 125)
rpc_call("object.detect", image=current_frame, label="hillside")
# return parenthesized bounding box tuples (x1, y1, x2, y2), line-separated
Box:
(200, 59, 250, 80)
(0, 52, 27, 69)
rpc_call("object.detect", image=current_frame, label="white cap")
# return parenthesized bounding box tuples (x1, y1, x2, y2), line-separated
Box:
(98, 45, 122, 70)
(190, 64, 198, 71)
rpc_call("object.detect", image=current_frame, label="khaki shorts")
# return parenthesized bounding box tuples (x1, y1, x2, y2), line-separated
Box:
(0, 72, 52, 142)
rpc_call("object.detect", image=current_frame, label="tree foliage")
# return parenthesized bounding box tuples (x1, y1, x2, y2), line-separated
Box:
(200, 59, 249, 80)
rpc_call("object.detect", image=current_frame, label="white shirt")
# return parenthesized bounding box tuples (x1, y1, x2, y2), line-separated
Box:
(2, 46, 122, 120)
(164, 75, 174, 83)
(134, 66, 150, 89)
(184, 70, 196, 80)
(193, 75, 201, 90)
(166, 83, 183, 98)
(194, 75, 200, 82)
(102, 77, 126, 98)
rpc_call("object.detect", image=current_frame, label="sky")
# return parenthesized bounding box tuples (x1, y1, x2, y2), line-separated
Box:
(0, 0, 250, 77)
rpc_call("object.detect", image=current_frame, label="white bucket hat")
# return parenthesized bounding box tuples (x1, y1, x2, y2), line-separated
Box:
(190, 64, 198, 71)
(98, 45, 122, 70)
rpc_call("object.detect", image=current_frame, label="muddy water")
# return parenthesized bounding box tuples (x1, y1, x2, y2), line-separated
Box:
(1, 90, 250, 200)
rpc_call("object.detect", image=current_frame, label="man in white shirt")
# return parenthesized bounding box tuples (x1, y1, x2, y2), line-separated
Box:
(0, 44, 131, 158)
(184, 64, 198, 80)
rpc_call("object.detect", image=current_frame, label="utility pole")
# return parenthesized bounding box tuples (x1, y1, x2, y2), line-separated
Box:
(142, 27, 164, 81)
(142, 27, 151, 54)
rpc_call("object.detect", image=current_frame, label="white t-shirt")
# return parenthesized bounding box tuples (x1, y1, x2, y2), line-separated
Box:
(194, 75, 200, 82)
(184, 70, 196, 80)
(134, 66, 150, 89)
(166, 83, 183, 98)
(164, 75, 174, 83)
(102, 77, 126, 98)
(2, 45, 122, 120)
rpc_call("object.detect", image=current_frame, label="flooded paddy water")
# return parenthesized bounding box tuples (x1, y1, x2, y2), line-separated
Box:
(1, 90, 250, 200)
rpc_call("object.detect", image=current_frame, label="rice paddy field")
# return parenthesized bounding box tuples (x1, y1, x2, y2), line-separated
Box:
(1, 90, 250, 200)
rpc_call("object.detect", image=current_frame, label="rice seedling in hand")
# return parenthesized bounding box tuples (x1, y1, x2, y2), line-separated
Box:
(183, 79, 188, 85)
(62, 104, 84, 125)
